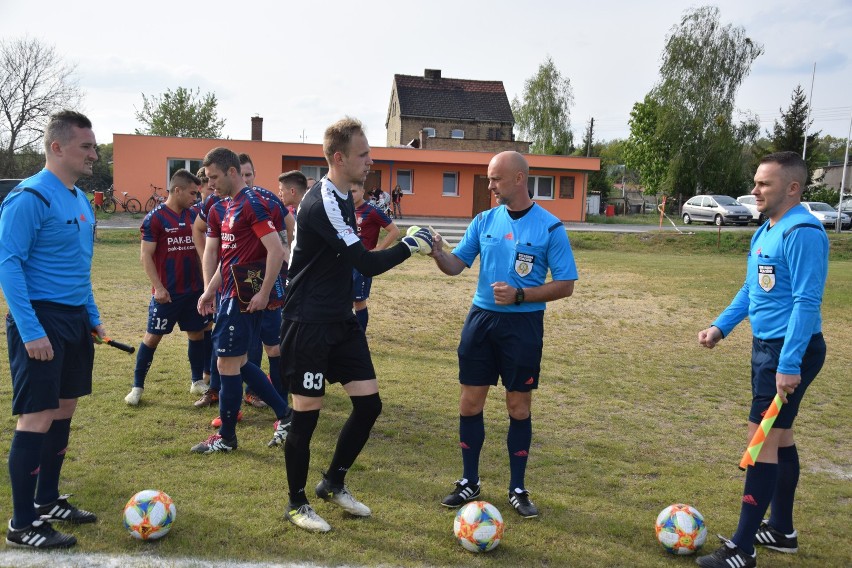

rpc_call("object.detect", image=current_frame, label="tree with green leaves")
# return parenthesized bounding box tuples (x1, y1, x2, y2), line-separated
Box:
(769, 84, 820, 184)
(0, 37, 82, 177)
(626, 6, 763, 196)
(134, 87, 225, 138)
(511, 56, 574, 155)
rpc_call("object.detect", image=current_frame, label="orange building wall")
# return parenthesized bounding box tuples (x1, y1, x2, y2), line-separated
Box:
(112, 134, 599, 222)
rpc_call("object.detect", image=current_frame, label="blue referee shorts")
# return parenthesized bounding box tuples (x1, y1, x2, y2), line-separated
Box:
(457, 306, 544, 392)
(749, 333, 825, 429)
(6, 301, 94, 415)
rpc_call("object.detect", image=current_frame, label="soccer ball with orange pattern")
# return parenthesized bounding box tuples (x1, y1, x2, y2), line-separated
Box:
(123, 489, 176, 540)
(655, 503, 707, 555)
(453, 500, 504, 552)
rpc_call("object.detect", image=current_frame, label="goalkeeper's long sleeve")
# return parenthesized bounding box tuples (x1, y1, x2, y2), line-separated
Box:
(341, 240, 411, 277)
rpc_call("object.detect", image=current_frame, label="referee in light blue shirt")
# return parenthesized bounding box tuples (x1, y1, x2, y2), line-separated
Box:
(0, 111, 104, 549)
(430, 151, 578, 519)
(696, 151, 828, 568)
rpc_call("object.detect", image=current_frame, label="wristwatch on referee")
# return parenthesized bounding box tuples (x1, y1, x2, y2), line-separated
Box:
(514, 287, 525, 305)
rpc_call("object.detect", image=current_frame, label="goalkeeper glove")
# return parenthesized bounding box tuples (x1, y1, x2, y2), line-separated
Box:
(401, 227, 433, 255)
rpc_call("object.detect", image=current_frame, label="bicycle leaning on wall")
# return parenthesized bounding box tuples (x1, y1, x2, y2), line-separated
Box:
(101, 185, 142, 213)
(144, 184, 166, 213)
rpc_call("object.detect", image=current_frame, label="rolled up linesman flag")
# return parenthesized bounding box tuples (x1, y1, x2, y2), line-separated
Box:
(739, 394, 782, 470)
(91, 332, 135, 354)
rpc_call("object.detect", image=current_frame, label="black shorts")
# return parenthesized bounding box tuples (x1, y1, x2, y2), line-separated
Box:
(280, 317, 375, 398)
(749, 333, 825, 429)
(457, 306, 544, 392)
(6, 301, 94, 415)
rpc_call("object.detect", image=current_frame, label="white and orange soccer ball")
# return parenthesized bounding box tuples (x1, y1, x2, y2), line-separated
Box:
(655, 503, 707, 555)
(123, 489, 176, 540)
(453, 500, 504, 553)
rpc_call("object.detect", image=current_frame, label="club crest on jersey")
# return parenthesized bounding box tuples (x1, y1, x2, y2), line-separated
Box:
(515, 252, 535, 277)
(758, 265, 775, 292)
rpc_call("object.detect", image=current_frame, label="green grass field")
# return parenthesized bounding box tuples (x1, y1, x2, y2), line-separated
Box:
(0, 230, 849, 567)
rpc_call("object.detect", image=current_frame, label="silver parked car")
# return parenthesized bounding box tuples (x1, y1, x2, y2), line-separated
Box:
(736, 195, 766, 225)
(681, 194, 752, 226)
(801, 201, 850, 230)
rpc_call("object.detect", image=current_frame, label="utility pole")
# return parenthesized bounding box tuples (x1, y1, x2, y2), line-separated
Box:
(834, 110, 851, 234)
(586, 117, 594, 157)
(803, 62, 816, 160)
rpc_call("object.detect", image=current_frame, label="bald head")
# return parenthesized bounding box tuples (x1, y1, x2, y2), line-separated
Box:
(487, 151, 532, 210)
(491, 151, 529, 178)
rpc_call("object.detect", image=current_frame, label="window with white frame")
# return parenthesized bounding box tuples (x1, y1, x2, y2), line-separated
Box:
(442, 172, 459, 196)
(422, 127, 436, 138)
(527, 175, 554, 200)
(396, 170, 413, 193)
(300, 165, 329, 181)
(450, 129, 465, 139)
(168, 158, 203, 181)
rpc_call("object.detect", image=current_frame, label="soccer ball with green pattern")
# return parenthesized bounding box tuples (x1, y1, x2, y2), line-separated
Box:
(655, 503, 707, 555)
(123, 489, 176, 540)
(453, 500, 504, 552)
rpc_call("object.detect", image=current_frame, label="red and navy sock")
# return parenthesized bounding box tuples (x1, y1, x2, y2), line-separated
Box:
(34, 418, 71, 506)
(8, 430, 45, 529)
(507, 415, 532, 492)
(768, 444, 799, 534)
(460, 412, 484, 485)
(731, 461, 778, 555)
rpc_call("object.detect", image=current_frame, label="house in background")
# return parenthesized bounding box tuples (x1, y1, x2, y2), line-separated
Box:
(386, 69, 529, 153)
(111, 117, 599, 222)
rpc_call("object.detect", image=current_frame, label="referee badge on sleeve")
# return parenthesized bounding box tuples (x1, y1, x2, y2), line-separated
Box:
(758, 265, 775, 292)
(515, 252, 535, 277)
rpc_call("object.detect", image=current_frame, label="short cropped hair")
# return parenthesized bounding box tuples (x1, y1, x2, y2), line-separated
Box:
(202, 147, 240, 174)
(278, 170, 308, 193)
(760, 151, 807, 187)
(238, 153, 254, 171)
(44, 110, 92, 153)
(169, 169, 201, 192)
(323, 117, 364, 164)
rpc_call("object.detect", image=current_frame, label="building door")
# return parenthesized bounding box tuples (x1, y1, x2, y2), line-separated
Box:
(472, 175, 491, 217)
(364, 170, 382, 192)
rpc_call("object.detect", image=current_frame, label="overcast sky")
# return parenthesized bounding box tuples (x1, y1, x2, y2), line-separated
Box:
(2, 0, 850, 149)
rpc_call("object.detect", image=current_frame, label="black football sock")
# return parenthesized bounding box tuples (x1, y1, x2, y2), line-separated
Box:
(460, 412, 485, 486)
(9, 430, 45, 529)
(507, 414, 532, 492)
(285, 409, 320, 505)
(731, 461, 778, 555)
(326, 393, 382, 485)
(768, 445, 799, 534)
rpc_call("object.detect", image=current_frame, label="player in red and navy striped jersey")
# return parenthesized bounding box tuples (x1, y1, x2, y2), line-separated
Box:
(350, 181, 399, 330)
(239, 154, 295, 410)
(190, 147, 291, 455)
(125, 169, 210, 407)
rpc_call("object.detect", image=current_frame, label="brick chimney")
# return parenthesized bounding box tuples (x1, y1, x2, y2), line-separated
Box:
(424, 69, 441, 80)
(251, 115, 263, 141)
(419, 129, 427, 149)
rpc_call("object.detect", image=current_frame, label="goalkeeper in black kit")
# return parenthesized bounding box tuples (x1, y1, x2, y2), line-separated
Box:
(279, 117, 433, 533)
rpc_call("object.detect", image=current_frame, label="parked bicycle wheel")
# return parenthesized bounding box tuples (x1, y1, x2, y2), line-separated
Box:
(145, 197, 159, 212)
(101, 196, 116, 214)
(125, 198, 142, 213)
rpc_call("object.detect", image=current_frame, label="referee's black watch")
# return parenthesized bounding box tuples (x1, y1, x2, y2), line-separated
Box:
(514, 287, 525, 305)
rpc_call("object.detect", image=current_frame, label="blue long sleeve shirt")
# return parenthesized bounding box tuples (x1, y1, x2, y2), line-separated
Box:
(712, 204, 828, 374)
(0, 169, 101, 343)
